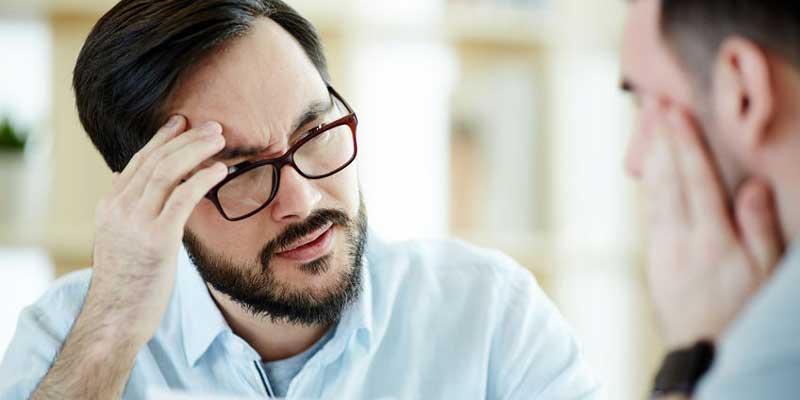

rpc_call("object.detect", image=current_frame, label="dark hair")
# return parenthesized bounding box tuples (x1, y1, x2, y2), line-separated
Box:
(660, 1, 800, 86)
(73, 0, 330, 172)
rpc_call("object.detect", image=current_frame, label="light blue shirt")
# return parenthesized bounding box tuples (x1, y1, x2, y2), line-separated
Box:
(0, 233, 599, 399)
(261, 327, 334, 397)
(698, 242, 800, 400)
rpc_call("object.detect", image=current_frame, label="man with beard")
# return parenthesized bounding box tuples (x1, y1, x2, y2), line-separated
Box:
(621, 0, 799, 399)
(0, 1, 598, 399)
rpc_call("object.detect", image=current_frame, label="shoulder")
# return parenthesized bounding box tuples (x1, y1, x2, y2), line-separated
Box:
(24, 268, 93, 335)
(365, 235, 544, 323)
(698, 247, 800, 398)
(363, 235, 600, 397)
(719, 246, 800, 353)
(0, 269, 93, 398)
(368, 235, 536, 294)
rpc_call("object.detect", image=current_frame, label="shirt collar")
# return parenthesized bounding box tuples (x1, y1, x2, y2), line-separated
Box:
(310, 232, 377, 366)
(336, 242, 375, 349)
(177, 248, 229, 367)
(177, 230, 379, 367)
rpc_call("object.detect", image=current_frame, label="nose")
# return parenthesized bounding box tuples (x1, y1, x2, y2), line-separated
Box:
(269, 165, 322, 223)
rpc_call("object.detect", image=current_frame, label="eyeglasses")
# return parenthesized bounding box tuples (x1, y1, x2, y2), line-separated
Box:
(206, 85, 358, 222)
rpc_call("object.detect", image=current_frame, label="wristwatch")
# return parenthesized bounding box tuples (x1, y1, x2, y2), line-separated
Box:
(652, 340, 715, 398)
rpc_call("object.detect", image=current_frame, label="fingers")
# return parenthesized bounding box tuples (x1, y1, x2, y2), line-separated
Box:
(669, 108, 732, 232)
(137, 122, 226, 215)
(122, 121, 224, 210)
(115, 115, 186, 191)
(641, 112, 688, 227)
(159, 162, 228, 228)
(736, 179, 785, 277)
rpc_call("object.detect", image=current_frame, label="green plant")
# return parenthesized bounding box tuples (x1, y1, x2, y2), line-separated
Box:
(0, 117, 27, 153)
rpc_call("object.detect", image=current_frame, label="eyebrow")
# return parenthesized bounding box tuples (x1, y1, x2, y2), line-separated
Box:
(215, 96, 335, 161)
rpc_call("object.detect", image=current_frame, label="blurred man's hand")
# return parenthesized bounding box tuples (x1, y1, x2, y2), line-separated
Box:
(641, 106, 784, 349)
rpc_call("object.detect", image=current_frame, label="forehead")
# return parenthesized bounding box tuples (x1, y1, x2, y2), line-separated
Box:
(167, 17, 328, 148)
(621, 0, 694, 107)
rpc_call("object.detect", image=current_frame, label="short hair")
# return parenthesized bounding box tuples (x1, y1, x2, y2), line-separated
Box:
(73, 0, 330, 172)
(660, 1, 800, 87)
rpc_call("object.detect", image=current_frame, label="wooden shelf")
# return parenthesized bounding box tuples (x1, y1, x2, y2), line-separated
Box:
(445, 3, 556, 49)
(453, 230, 555, 276)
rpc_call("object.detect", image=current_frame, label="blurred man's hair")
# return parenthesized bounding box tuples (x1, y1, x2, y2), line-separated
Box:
(74, 0, 330, 172)
(661, 1, 800, 87)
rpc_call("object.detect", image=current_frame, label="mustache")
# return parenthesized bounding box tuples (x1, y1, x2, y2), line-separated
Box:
(259, 208, 350, 266)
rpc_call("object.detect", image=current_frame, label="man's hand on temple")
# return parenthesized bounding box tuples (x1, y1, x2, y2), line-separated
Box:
(31, 116, 228, 399)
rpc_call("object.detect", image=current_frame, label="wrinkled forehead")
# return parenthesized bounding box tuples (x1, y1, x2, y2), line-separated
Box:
(621, 0, 694, 108)
(166, 17, 329, 151)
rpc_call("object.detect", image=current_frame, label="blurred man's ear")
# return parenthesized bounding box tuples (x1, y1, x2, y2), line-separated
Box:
(711, 37, 775, 158)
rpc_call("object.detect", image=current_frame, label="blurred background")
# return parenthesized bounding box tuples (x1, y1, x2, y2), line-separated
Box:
(0, 0, 663, 398)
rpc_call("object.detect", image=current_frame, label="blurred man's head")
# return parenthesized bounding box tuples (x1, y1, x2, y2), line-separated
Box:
(74, 0, 367, 326)
(622, 0, 800, 239)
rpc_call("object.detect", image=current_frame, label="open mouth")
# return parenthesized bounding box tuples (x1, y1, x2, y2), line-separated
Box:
(274, 223, 335, 263)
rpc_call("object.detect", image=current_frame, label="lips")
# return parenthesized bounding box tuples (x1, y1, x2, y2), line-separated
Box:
(276, 222, 333, 253)
(271, 222, 336, 264)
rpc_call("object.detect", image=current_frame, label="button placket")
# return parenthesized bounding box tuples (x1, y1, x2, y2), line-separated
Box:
(287, 363, 320, 399)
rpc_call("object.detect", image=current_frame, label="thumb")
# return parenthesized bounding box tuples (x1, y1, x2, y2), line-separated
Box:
(735, 179, 784, 277)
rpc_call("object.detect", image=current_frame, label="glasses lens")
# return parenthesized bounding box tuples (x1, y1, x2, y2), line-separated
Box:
(294, 122, 355, 178)
(216, 164, 276, 219)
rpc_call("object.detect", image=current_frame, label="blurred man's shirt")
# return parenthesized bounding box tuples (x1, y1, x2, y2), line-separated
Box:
(698, 241, 800, 399)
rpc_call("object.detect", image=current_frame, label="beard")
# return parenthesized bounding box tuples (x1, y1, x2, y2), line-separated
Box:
(183, 199, 368, 326)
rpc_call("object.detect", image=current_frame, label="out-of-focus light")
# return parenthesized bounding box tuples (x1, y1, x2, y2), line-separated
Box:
(353, 36, 457, 241)
(0, 248, 53, 361)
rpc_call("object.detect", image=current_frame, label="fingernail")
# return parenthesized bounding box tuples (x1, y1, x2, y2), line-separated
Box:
(165, 115, 181, 128)
(201, 121, 222, 135)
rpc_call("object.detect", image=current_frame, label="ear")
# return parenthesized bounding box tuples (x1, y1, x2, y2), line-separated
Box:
(712, 37, 775, 152)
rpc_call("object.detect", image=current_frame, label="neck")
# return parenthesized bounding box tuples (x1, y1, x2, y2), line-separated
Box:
(207, 284, 330, 362)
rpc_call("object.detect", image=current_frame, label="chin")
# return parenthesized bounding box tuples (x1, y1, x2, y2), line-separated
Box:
(270, 243, 348, 291)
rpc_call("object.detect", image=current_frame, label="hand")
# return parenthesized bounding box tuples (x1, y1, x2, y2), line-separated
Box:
(88, 115, 228, 345)
(32, 116, 228, 400)
(640, 106, 784, 349)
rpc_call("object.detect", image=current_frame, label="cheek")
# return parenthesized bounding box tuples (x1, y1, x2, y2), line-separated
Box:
(315, 163, 360, 213)
(698, 118, 745, 195)
(186, 199, 226, 233)
(185, 199, 275, 263)
(707, 94, 750, 164)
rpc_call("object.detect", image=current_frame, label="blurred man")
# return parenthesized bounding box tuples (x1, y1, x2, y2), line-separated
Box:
(0, 0, 599, 399)
(622, 0, 798, 399)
